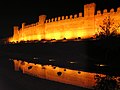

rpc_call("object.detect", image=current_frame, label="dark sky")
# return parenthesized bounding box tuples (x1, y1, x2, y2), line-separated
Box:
(0, 0, 120, 39)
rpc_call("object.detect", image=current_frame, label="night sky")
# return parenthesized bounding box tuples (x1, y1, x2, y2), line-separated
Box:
(0, 0, 120, 39)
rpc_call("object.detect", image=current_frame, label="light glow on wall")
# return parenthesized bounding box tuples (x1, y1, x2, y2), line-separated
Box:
(8, 3, 120, 43)
(54, 32, 61, 40)
(64, 31, 73, 39)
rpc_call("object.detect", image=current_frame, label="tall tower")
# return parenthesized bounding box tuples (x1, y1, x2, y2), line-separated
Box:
(84, 3, 96, 17)
(38, 15, 46, 40)
(39, 15, 46, 24)
(13, 26, 19, 41)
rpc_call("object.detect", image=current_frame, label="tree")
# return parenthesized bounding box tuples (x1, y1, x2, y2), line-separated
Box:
(94, 16, 120, 63)
(95, 16, 120, 39)
(94, 74, 120, 90)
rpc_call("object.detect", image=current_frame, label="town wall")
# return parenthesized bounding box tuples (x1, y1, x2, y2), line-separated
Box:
(9, 3, 120, 42)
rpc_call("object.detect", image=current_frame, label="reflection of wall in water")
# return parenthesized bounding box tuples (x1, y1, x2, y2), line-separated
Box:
(13, 60, 105, 89)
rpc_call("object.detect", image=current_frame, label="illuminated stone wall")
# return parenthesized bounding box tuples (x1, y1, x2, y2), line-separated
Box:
(9, 3, 120, 42)
(13, 60, 105, 89)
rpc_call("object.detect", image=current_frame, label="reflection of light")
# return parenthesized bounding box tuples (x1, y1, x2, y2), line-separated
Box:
(9, 58, 14, 61)
(95, 64, 107, 67)
(69, 61, 77, 64)
(33, 57, 39, 60)
(50, 39, 56, 42)
(49, 59, 55, 62)
(99, 64, 106, 67)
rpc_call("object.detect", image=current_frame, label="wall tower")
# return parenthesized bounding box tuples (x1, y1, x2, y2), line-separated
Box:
(84, 3, 96, 17)
(13, 26, 19, 41)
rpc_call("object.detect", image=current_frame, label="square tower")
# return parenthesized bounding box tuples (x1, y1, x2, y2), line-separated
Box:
(84, 3, 96, 17)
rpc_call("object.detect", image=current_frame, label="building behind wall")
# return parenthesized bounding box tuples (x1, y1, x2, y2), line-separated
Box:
(9, 3, 120, 42)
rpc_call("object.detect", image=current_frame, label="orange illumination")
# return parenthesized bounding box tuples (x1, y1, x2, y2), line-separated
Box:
(45, 33, 53, 40)
(76, 30, 86, 38)
(64, 31, 73, 39)
(13, 60, 107, 89)
(54, 32, 61, 40)
(19, 35, 41, 41)
(8, 3, 120, 42)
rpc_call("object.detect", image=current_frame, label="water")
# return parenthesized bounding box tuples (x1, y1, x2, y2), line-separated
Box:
(0, 56, 90, 90)
(1, 38, 120, 89)
(1, 49, 120, 90)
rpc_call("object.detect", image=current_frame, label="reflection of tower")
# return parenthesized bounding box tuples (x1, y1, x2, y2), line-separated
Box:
(22, 23, 25, 40)
(84, 3, 96, 17)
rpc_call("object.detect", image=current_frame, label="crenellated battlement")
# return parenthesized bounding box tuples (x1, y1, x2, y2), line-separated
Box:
(117, 7, 120, 12)
(9, 3, 120, 42)
(110, 8, 115, 13)
(96, 7, 120, 16)
(45, 6, 120, 23)
(103, 9, 108, 14)
(45, 12, 83, 23)
(23, 22, 39, 29)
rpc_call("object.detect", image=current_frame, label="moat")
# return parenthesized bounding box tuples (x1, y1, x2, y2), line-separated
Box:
(1, 56, 91, 90)
(1, 38, 120, 89)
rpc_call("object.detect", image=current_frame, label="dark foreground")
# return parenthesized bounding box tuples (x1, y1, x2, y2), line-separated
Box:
(0, 58, 90, 90)
(1, 38, 120, 89)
